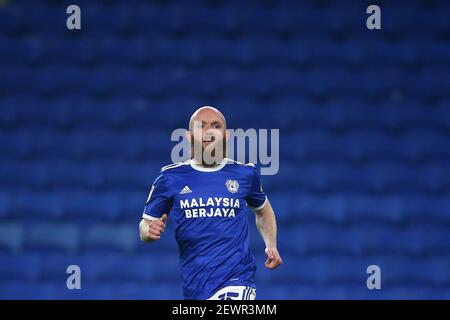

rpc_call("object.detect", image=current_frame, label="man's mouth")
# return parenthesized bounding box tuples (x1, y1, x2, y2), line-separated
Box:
(203, 136, 215, 143)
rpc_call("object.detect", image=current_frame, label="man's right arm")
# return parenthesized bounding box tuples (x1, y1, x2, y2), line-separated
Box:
(140, 170, 172, 243)
(139, 214, 168, 243)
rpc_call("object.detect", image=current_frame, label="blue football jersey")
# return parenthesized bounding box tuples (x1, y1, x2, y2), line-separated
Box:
(142, 158, 267, 300)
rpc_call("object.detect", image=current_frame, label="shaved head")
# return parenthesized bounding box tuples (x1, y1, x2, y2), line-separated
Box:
(189, 106, 227, 131)
(187, 106, 228, 166)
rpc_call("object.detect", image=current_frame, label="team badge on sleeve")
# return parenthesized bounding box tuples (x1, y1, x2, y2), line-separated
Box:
(226, 179, 239, 194)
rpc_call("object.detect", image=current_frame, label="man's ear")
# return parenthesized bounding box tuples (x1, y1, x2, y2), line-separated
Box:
(185, 130, 192, 143)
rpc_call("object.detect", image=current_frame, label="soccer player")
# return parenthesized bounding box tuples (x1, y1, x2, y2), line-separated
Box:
(139, 106, 282, 300)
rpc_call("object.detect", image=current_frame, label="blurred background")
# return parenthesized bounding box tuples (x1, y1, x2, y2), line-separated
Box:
(1, 0, 450, 299)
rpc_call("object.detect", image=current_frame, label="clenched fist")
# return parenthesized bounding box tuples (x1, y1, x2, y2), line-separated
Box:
(265, 247, 283, 270)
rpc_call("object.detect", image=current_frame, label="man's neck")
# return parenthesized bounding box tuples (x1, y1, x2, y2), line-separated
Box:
(192, 157, 225, 168)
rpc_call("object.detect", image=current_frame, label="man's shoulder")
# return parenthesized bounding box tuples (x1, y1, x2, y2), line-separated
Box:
(225, 159, 257, 174)
(160, 161, 191, 174)
(226, 158, 256, 167)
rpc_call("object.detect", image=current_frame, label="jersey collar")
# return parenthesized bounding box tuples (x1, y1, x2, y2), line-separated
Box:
(189, 158, 228, 172)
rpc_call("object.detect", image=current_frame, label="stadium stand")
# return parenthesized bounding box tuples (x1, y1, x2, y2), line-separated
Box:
(0, 0, 449, 299)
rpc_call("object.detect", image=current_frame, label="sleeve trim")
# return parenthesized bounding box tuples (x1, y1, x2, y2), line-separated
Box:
(142, 213, 160, 221)
(248, 196, 268, 211)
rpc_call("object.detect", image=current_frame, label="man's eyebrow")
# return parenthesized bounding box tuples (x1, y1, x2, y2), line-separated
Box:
(194, 120, 222, 126)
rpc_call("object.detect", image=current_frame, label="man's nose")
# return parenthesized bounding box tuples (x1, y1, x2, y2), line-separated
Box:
(203, 131, 213, 139)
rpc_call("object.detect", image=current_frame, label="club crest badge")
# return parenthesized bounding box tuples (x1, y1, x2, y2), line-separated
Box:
(226, 179, 239, 194)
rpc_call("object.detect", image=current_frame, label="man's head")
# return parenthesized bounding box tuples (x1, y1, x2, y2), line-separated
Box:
(186, 106, 229, 166)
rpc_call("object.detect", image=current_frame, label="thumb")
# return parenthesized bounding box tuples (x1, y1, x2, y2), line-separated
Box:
(161, 214, 168, 223)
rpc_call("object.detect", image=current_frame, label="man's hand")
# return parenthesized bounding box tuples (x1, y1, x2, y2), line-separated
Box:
(254, 200, 282, 270)
(265, 247, 283, 270)
(140, 214, 168, 242)
(148, 214, 168, 240)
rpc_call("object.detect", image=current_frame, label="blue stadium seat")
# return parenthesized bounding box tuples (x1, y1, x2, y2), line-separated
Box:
(379, 257, 445, 289)
(425, 42, 450, 66)
(0, 161, 47, 189)
(266, 193, 292, 225)
(404, 196, 450, 224)
(60, 192, 120, 221)
(1, 191, 62, 221)
(24, 224, 79, 253)
(82, 224, 137, 253)
(0, 253, 39, 282)
(292, 194, 348, 224)
(341, 194, 403, 223)
(80, 282, 182, 299)
(38, 161, 101, 189)
(76, 253, 179, 284)
(0, 223, 22, 253)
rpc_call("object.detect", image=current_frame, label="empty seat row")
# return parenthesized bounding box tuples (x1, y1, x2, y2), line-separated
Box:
(2, 159, 450, 192)
(3, 33, 450, 69)
(2, 217, 450, 257)
(4, 62, 450, 98)
(0, 223, 177, 254)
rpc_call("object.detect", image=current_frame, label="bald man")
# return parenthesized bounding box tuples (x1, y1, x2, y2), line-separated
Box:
(139, 106, 282, 300)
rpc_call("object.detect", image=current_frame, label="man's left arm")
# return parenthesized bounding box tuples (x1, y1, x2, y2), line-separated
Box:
(254, 200, 283, 270)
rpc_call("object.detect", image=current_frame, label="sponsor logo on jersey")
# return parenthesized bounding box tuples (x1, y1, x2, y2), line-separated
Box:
(180, 197, 240, 218)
